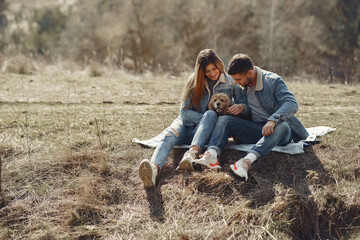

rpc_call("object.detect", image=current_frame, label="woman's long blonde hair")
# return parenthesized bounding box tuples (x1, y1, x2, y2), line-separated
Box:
(181, 49, 225, 111)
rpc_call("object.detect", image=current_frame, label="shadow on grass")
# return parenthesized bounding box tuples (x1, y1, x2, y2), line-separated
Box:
(227, 146, 329, 239)
(142, 146, 360, 239)
(227, 146, 335, 207)
(145, 187, 165, 223)
(143, 149, 186, 223)
(220, 146, 359, 239)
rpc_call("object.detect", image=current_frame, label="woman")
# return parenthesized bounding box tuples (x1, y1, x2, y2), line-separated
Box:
(139, 49, 239, 188)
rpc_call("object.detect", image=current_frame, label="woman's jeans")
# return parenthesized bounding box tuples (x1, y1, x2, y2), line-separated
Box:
(207, 115, 292, 158)
(152, 110, 217, 169)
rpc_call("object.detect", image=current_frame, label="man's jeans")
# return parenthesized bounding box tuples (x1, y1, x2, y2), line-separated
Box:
(152, 110, 217, 169)
(207, 115, 292, 157)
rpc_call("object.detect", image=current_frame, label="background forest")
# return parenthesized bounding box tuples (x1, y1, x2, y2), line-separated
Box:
(0, 0, 359, 83)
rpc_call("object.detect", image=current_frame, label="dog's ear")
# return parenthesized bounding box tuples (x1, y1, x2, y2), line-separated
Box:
(222, 103, 229, 115)
(223, 96, 231, 115)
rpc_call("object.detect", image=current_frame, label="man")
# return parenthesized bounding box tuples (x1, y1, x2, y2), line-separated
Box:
(193, 53, 309, 180)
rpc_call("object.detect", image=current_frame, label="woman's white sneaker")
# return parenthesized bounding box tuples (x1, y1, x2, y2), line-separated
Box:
(230, 158, 251, 181)
(177, 149, 197, 171)
(139, 159, 158, 188)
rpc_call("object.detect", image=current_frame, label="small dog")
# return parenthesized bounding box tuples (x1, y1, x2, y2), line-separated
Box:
(208, 93, 231, 115)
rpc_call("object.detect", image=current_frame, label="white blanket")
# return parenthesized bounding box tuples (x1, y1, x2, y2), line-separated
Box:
(132, 126, 335, 155)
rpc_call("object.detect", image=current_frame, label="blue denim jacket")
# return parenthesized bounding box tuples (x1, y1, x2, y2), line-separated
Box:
(180, 73, 242, 126)
(238, 67, 309, 142)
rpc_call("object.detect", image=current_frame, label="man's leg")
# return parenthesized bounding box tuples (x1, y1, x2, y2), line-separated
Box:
(207, 116, 264, 154)
(249, 121, 292, 157)
(231, 122, 292, 180)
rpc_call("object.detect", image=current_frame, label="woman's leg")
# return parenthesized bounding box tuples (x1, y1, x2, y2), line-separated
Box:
(190, 110, 218, 150)
(178, 110, 217, 170)
(140, 118, 189, 188)
(151, 118, 188, 169)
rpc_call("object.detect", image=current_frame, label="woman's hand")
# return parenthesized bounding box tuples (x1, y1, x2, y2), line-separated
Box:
(227, 104, 245, 115)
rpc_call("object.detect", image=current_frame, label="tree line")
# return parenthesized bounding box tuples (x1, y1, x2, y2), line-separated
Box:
(0, 0, 359, 83)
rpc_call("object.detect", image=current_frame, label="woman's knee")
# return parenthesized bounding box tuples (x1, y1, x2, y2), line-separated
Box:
(161, 127, 181, 145)
(217, 115, 233, 125)
(162, 119, 185, 144)
(203, 110, 217, 120)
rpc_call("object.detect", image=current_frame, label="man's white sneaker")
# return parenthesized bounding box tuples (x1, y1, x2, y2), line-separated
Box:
(139, 159, 158, 188)
(193, 151, 221, 169)
(230, 158, 252, 181)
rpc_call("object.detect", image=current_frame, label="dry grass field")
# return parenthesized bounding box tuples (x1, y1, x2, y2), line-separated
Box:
(0, 71, 359, 239)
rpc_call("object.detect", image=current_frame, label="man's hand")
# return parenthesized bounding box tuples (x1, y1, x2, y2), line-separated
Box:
(227, 104, 245, 115)
(262, 120, 277, 136)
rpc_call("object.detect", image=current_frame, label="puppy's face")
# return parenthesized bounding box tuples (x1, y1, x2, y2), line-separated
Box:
(208, 93, 231, 115)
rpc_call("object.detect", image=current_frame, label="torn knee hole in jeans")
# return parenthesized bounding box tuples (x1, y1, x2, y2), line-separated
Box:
(165, 128, 180, 137)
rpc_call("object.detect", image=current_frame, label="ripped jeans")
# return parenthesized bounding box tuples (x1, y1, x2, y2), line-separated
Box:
(151, 110, 217, 169)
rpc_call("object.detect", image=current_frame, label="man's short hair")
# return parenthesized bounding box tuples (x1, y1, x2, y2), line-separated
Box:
(227, 54, 254, 75)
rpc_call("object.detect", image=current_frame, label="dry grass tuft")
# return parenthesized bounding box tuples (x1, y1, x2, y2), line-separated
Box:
(0, 55, 38, 75)
(61, 147, 110, 176)
(270, 185, 318, 239)
(0, 201, 31, 229)
(187, 170, 235, 198)
(87, 60, 104, 77)
(317, 193, 360, 239)
(0, 145, 17, 159)
(28, 231, 57, 240)
(67, 204, 103, 226)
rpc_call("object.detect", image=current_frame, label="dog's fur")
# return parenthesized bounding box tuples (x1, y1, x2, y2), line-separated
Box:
(208, 93, 231, 115)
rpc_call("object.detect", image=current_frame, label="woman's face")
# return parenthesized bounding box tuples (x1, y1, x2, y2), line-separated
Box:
(204, 63, 220, 81)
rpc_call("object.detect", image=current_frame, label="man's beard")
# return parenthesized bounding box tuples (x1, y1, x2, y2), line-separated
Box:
(244, 77, 253, 87)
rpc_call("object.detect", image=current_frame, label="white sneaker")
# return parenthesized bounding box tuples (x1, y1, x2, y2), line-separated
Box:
(177, 149, 197, 171)
(230, 158, 251, 181)
(193, 151, 221, 169)
(139, 159, 158, 188)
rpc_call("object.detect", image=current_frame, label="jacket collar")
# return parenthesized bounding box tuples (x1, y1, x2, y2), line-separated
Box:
(204, 72, 226, 86)
(218, 73, 226, 83)
(254, 66, 263, 91)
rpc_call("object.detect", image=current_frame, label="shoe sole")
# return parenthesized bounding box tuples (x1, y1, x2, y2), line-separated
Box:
(177, 158, 194, 171)
(139, 161, 155, 188)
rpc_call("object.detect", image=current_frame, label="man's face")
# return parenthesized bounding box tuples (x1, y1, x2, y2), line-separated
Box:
(231, 72, 252, 87)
